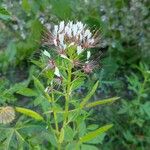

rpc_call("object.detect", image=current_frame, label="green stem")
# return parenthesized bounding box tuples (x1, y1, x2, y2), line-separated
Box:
(63, 63, 72, 127)
(51, 84, 59, 134)
(58, 143, 61, 150)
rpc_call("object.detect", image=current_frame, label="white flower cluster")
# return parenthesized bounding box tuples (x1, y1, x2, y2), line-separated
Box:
(52, 21, 97, 55)
(43, 21, 99, 78)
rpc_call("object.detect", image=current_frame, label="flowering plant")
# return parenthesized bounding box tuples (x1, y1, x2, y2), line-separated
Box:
(0, 21, 119, 149)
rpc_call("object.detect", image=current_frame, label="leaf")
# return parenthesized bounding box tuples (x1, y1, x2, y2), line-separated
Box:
(64, 126, 74, 142)
(51, 0, 72, 19)
(17, 88, 37, 97)
(6, 41, 17, 63)
(85, 97, 119, 108)
(80, 81, 99, 108)
(79, 124, 113, 143)
(142, 102, 150, 117)
(22, 0, 31, 13)
(71, 78, 85, 90)
(59, 128, 64, 143)
(15, 130, 26, 147)
(33, 76, 45, 92)
(15, 107, 44, 121)
(0, 7, 11, 20)
(81, 144, 98, 150)
(78, 121, 87, 137)
(87, 133, 106, 144)
(87, 124, 99, 131)
(66, 142, 79, 150)
(3, 129, 14, 150)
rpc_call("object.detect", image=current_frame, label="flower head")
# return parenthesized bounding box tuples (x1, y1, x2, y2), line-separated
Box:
(43, 21, 99, 55)
(43, 21, 100, 76)
(0, 106, 15, 124)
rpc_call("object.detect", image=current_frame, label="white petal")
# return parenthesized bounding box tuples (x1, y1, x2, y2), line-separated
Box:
(88, 38, 94, 44)
(59, 21, 64, 33)
(69, 21, 73, 28)
(65, 26, 69, 34)
(77, 22, 84, 31)
(65, 26, 72, 37)
(54, 67, 61, 77)
(44, 87, 49, 92)
(79, 34, 83, 42)
(59, 34, 64, 45)
(85, 29, 91, 38)
(54, 25, 58, 36)
(68, 28, 72, 37)
(62, 44, 67, 50)
(60, 54, 68, 59)
(77, 46, 84, 55)
(43, 50, 51, 58)
(87, 51, 91, 60)
(53, 39, 58, 46)
(68, 42, 74, 47)
(72, 24, 78, 37)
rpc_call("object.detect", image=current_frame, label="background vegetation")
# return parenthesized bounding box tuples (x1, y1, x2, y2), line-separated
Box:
(0, 0, 150, 149)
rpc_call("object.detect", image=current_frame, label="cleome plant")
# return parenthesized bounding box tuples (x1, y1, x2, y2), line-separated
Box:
(0, 21, 119, 149)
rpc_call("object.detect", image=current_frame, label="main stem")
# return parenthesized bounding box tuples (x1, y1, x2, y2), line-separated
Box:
(63, 63, 72, 127)
(51, 85, 59, 134)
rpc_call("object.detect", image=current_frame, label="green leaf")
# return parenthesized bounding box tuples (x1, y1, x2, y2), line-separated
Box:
(0, 7, 11, 20)
(15, 107, 44, 121)
(79, 124, 113, 143)
(142, 102, 150, 117)
(80, 81, 99, 108)
(6, 41, 17, 63)
(85, 97, 119, 108)
(17, 88, 37, 97)
(71, 78, 85, 90)
(22, 0, 31, 13)
(87, 124, 99, 131)
(81, 144, 98, 150)
(33, 76, 45, 92)
(59, 128, 64, 143)
(78, 121, 87, 137)
(64, 126, 74, 142)
(3, 128, 14, 150)
(66, 142, 80, 150)
(51, 0, 72, 19)
(87, 133, 106, 144)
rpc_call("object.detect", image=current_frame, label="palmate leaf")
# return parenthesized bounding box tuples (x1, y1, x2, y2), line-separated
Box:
(2, 128, 14, 150)
(15, 107, 44, 121)
(85, 97, 119, 108)
(79, 124, 113, 143)
(80, 81, 99, 108)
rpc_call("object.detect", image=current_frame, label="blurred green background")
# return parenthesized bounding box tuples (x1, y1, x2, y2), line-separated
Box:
(0, 0, 150, 149)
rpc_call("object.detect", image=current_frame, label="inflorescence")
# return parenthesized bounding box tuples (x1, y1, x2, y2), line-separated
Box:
(43, 21, 100, 75)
